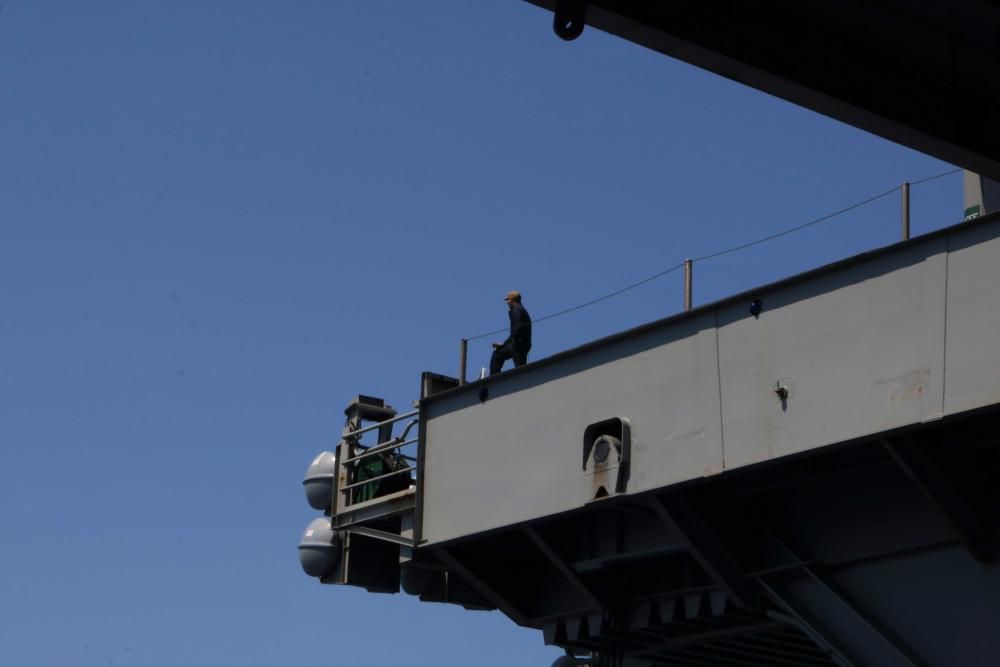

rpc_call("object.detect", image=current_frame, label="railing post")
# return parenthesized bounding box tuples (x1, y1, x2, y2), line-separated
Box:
(684, 259, 693, 311)
(458, 338, 468, 385)
(901, 181, 911, 241)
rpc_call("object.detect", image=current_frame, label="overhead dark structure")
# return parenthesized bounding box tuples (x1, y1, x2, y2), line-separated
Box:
(525, 0, 1000, 180)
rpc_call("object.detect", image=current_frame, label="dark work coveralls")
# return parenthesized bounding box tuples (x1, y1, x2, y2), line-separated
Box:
(489, 302, 532, 375)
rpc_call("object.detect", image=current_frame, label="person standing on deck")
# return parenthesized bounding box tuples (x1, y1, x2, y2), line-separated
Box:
(490, 291, 532, 375)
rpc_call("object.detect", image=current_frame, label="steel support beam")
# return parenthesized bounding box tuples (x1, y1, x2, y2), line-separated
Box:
(346, 525, 413, 548)
(524, 525, 602, 611)
(625, 619, 786, 657)
(882, 438, 993, 563)
(333, 487, 415, 529)
(759, 537, 924, 667)
(647, 492, 753, 608)
(760, 591, 858, 667)
(431, 546, 531, 627)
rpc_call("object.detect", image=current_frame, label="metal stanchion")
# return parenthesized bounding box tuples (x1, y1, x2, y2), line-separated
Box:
(684, 259, 693, 311)
(458, 338, 468, 385)
(901, 181, 911, 241)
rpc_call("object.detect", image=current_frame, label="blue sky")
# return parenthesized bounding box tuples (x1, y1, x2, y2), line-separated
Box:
(0, 2, 961, 666)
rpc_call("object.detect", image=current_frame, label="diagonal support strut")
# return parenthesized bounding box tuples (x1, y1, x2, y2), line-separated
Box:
(647, 492, 754, 609)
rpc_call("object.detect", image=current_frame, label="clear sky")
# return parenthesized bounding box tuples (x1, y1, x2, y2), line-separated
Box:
(0, 2, 962, 666)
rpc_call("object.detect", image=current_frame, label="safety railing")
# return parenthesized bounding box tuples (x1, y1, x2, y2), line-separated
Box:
(456, 171, 962, 384)
(337, 409, 420, 513)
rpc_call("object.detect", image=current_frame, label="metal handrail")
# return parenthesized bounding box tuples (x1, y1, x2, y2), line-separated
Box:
(342, 409, 419, 440)
(343, 436, 418, 464)
(397, 418, 419, 441)
(340, 465, 415, 491)
(339, 409, 421, 510)
(455, 177, 948, 380)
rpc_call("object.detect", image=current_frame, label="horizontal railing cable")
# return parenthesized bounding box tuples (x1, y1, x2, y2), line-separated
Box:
(466, 261, 686, 341)
(909, 167, 961, 185)
(464, 167, 962, 341)
(691, 185, 900, 263)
